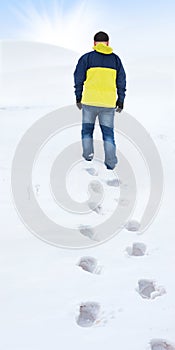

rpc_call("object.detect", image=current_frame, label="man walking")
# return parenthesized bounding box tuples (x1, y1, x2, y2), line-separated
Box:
(74, 31, 126, 175)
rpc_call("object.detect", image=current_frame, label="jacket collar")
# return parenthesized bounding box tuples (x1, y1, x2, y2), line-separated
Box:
(93, 43, 113, 54)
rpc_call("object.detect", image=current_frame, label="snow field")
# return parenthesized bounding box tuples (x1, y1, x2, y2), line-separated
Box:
(0, 41, 175, 349)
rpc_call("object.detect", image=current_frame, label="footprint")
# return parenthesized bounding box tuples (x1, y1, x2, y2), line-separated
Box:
(77, 256, 102, 274)
(125, 220, 140, 232)
(88, 181, 104, 214)
(157, 134, 167, 141)
(76, 302, 101, 327)
(89, 181, 103, 193)
(34, 184, 40, 196)
(85, 167, 98, 176)
(126, 242, 147, 256)
(79, 225, 98, 241)
(137, 279, 155, 299)
(137, 279, 166, 299)
(116, 198, 130, 207)
(88, 201, 103, 214)
(106, 178, 120, 187)
(150, 339, 175, 350)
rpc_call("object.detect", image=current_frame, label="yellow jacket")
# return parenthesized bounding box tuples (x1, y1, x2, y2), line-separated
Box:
(74, 43, 126, 108)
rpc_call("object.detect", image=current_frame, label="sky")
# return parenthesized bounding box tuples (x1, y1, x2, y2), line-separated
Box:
(0, 0, 175, 56)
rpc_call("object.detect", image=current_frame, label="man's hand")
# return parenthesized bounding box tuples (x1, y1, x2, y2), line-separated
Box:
(76, 99, 82, 110)
(116, 99, 123, 113)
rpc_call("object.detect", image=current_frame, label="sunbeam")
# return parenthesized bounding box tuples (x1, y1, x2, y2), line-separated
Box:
(11, 0, 98, 51)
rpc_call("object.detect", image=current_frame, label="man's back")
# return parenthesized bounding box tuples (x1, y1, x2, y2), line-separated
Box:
(74, 42, 126, 108)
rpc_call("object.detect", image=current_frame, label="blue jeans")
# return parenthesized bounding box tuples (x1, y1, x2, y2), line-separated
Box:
(81, 104, 118, 169)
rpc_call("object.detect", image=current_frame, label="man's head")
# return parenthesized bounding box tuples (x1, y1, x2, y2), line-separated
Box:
(94, 31, 109, 46)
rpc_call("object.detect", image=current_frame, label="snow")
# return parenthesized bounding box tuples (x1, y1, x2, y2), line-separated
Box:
(0, 40, 175, 349)
(0, 40, 78, 106)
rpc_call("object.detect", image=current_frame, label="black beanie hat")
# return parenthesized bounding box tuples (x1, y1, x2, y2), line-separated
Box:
(94, 31, 109, 42)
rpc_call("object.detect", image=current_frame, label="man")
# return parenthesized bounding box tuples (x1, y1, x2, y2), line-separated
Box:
(74, 31, 126, 175)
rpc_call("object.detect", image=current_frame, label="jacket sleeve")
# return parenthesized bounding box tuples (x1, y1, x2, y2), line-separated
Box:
(116, 58, 126, 103)
(74, 55, 88, 102)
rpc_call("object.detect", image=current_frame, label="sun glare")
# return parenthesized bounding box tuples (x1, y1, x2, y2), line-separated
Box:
(12, 0, 97, 52)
